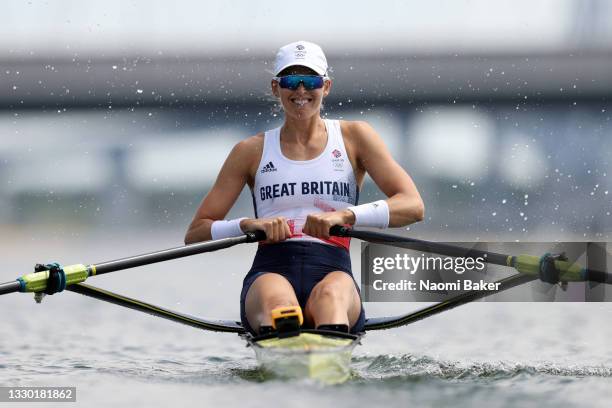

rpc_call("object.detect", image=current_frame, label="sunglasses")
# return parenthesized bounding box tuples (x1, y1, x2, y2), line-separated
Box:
(274, 75, 325, 90)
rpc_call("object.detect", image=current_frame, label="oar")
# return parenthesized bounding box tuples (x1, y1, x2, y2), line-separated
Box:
(0, 231, 266, 296)
(330, 226, 612, 284)
(329, 226, 611, 331)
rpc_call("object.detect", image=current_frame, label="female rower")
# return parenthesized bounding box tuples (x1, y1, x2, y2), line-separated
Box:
(185, 41, 424, 335)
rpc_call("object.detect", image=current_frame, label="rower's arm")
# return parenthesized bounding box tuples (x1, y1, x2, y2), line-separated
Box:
(347, 121, 424, 227)
(184, 136, 259, 244)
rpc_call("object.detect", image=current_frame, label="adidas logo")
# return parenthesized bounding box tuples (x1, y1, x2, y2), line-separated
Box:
(260, 161, 277, 173)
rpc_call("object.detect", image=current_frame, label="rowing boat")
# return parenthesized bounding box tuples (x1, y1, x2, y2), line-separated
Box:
(245, 330, 361, 384)
(0, 226, 609, 384)
(240, 305, 362, 383)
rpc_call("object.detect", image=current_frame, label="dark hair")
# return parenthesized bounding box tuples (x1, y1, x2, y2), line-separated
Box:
(277, 66, 320, 77)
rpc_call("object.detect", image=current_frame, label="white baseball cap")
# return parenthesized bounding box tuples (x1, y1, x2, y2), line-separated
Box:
(274, 41, 328, 77)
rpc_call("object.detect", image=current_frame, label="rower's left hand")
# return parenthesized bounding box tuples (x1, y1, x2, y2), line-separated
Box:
(303, 210, 355, 239)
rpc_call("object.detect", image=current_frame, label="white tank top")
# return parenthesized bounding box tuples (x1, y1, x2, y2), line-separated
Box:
(252, 119, 358, 248)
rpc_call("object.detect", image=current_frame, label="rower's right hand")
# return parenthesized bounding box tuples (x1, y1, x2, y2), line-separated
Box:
(240, 217, 291, 243)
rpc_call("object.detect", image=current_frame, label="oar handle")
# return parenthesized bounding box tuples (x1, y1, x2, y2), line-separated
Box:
(330, 225, 350, 237)
(246, 230, 267, 242)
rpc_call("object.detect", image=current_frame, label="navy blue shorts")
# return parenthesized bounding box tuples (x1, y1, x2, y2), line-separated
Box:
(240, 241, 366, 335)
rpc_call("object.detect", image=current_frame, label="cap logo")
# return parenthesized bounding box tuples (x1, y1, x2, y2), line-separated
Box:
(296, 44, 305, 50)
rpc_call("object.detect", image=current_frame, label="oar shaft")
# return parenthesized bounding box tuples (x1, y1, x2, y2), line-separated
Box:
(1, 231, 266, 295)
(584, 268, 612, 284)
(94, 233, 259, 275)
(331, 226, 612, 284)
(0, 281, 21, 295)
(333, 227, 510, 266)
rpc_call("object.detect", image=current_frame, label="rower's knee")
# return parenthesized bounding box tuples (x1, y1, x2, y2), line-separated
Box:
(311, 282, 348, 305)
(263, 297, 297, 313)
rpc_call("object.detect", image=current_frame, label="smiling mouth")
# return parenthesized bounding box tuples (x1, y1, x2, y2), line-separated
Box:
(290, 97, 312, 106)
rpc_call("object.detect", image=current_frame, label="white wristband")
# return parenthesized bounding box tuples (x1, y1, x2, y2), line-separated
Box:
(211, 217, 247, 240)
(347, 200, 389, 228)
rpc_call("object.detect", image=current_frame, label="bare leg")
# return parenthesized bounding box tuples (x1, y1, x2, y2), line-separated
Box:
(304, 271, 362, 329)
(244, 272, 299, 333)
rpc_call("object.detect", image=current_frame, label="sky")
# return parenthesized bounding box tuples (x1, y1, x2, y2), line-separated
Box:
(3, 0, 608, 57)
